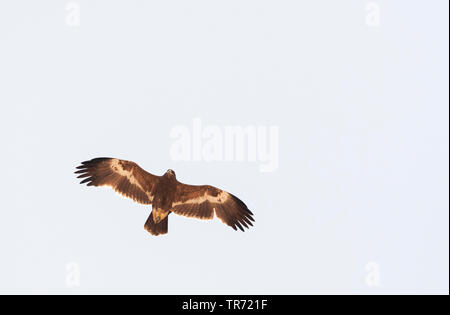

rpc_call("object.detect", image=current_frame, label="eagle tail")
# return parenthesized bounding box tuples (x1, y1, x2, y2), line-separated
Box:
(144, 212, 168, 236)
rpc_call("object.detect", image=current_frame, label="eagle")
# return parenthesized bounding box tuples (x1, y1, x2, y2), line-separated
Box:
(75, 158, 254, 236)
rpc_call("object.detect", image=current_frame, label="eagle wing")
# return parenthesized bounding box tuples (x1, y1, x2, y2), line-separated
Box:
(171, 183, 254, 231)
(75, 158, 160, 204)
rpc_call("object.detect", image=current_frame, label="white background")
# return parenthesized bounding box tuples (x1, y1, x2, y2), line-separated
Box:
(0, 0, 448, 294)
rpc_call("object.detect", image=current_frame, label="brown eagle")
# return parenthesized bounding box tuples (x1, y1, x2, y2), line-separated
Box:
(75, 158, 254, 236)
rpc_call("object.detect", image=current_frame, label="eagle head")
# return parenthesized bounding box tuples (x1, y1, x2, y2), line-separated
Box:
(165, 169, 176, 178)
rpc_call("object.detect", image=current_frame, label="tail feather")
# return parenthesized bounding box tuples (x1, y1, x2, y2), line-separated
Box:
(144, 211, 168, 236)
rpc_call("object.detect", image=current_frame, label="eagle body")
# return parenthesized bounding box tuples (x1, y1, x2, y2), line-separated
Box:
(151, 173, 177, 222)
(75, 158, 254, 236)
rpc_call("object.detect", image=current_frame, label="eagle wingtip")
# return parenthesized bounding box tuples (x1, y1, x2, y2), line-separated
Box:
(79, 177, 91, 185)
(79, 157, 113, 166)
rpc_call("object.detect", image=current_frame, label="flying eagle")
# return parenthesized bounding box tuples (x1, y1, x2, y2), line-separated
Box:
(75, 158, 254, 236)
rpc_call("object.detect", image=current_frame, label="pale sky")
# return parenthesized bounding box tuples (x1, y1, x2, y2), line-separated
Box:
(0, 0, 448, 294)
